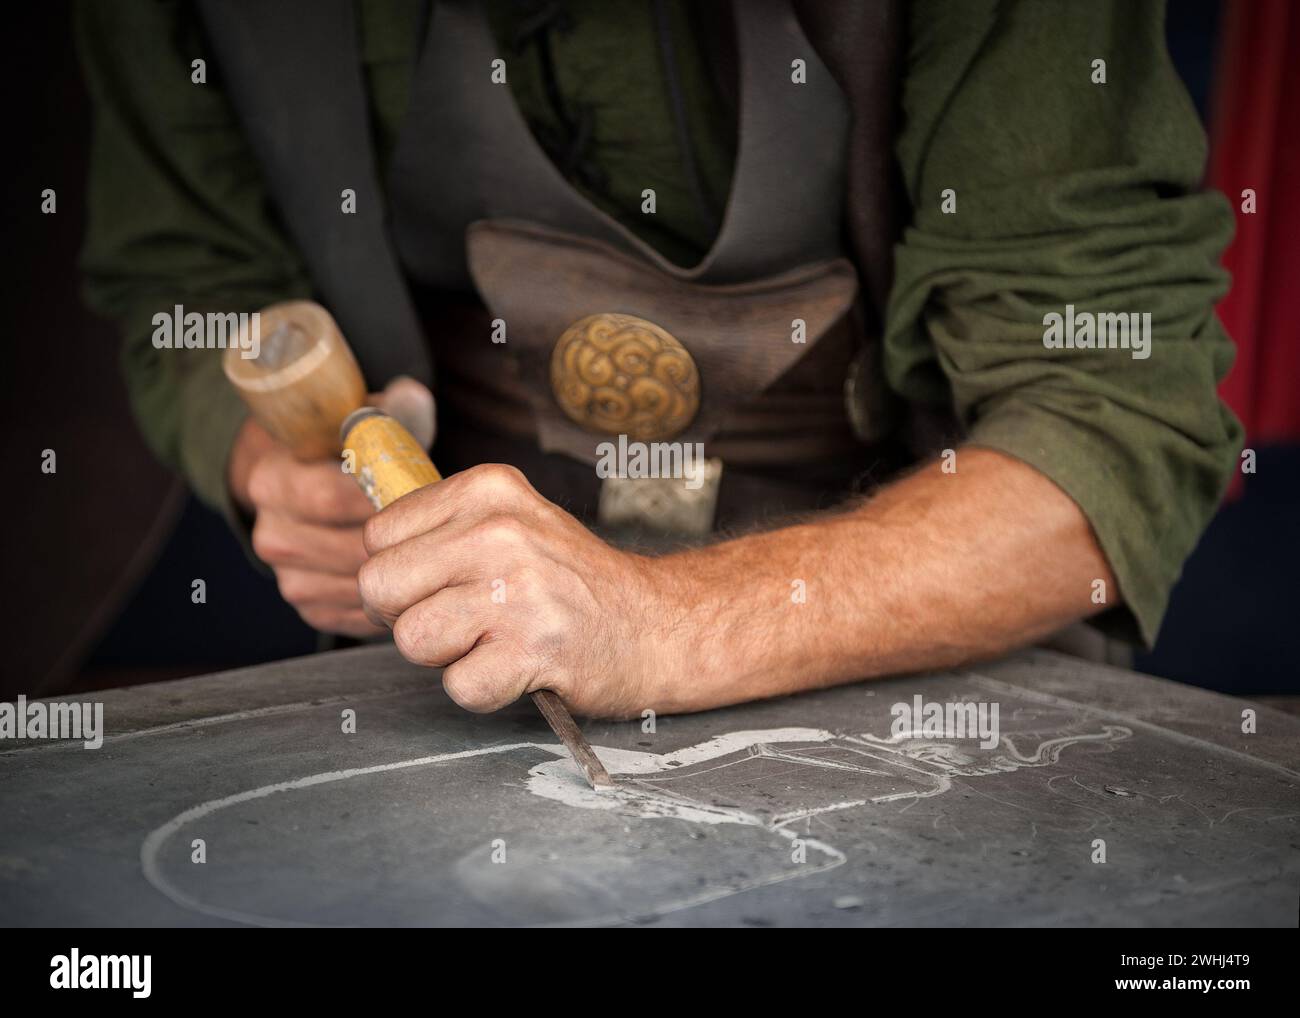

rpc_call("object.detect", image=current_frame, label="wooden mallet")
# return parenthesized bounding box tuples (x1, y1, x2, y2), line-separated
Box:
(224, 301, 614, 790)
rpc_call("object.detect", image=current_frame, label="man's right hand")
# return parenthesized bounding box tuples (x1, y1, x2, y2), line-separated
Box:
(228, 418, 383, 638)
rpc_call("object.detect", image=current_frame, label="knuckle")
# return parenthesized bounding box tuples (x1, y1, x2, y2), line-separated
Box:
(355, 556, 389, 611)
(251, 520, 287, 565)
(250, 524, 271, 562)
(309, 477, 351, 520)
(355, 556, 378, 598)
(467, 462, 529, 500)
(523, 612, 567, 660)
(246, 464, 274, 508)
(284, 474, 313, 517)
(298, 606, 332, 632)
(391, 612, 428, 663)
(442, 665, 500, 713)
(361, 514, 387, 554)
(319, 483, 350, 519)
(506, 563, 544, 598)
(275, 570, 307, 605)
(474, 515, 529, 548)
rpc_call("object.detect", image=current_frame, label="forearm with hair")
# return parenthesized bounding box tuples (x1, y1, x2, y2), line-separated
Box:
(650, 447, 1114, 713)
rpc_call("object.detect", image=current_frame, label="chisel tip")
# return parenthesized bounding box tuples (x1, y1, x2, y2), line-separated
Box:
(529, 688, 615, 792)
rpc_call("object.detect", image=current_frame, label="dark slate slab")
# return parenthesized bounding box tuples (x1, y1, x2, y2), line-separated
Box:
(1, 646, 1296, 926)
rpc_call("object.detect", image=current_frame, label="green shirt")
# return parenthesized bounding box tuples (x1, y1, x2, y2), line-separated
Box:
(75, 0, 1242, 647)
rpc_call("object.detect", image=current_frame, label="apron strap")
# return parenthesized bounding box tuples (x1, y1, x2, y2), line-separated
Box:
(195, 0, 432, 387)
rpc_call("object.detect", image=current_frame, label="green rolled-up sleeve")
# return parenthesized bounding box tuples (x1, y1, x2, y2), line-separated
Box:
(885, 0, 1243, 645)
(75, 0, 312, 516)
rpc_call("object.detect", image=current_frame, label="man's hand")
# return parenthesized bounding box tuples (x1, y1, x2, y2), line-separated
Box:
(358, 464, 682, 718)
(228, 377, 436, 638)
(229, 417, 380, 637)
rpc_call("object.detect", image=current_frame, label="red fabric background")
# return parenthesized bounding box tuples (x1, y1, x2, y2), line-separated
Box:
(1209, 0, 1300, 454)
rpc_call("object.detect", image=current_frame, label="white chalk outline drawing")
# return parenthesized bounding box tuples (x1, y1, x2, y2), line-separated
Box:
(140, 723, 1132, 927)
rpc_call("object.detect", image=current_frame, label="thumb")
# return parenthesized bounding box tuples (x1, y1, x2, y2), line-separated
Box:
(370, 376, 436, 450)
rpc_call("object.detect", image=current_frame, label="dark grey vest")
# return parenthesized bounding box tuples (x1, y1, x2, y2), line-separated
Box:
(389, 0, 848, 289)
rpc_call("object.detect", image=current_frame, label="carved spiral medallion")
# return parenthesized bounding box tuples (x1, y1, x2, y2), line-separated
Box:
(550, 313, 700, 441)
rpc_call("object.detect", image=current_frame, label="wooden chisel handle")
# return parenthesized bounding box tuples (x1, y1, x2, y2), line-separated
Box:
(339, 407, 442, 510)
